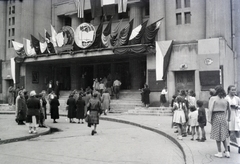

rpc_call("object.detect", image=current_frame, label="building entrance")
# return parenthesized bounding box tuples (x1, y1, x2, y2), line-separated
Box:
(56, 67, 71, 90)
(175, 71, 195, 94)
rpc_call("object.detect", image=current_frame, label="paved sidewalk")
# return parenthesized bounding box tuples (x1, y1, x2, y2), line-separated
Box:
(0, 109, 239, 164)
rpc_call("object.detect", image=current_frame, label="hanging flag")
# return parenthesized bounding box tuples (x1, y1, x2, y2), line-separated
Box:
(118, 0, 127, 13)
(101, 18, 113, 48)
(142, 18, 163, 44)
(12, 41, 25, 56)
(31, 35, 40, 54)
(90, 0, 102, 18)
(10, 58, 16, 84)
(155, 40, 173, 81)
(23, 38, 36, 56)
(115, 19, 134, 46)
(44, 29, 55, 53)
(91, 20, 103, 49)
(110, 19, 122, 46)
(129, 20, 148, 45)
(74, 0, 85, 18)
(56, 32, 64, 47)
(103, 0, 116, 16)
(38, 33, 47, 54)
(51, 25, 58, 47)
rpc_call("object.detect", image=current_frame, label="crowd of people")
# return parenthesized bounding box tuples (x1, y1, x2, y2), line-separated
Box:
(171, 85, 240, 158)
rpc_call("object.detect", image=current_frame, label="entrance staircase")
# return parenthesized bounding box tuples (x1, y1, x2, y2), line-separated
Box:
(57, 90, 173, 116)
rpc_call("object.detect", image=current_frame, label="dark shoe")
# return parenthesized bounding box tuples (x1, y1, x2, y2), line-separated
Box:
(228, 146, 230, 152)
(78, 122, 80, 124)
(18, 122, 25, 125)
(91, 130, 94, 136)
(94, 130, 97, 134)
(72, 121, 76, 123)
(182, 134, 187, 137)
(196, 138, 200, 141)
(53, 121, 57, 123)
(174, 130, 178, 133)
(191, 138, 194, 141)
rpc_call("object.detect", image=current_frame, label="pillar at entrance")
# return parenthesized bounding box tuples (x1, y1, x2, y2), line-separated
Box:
(129, 59, 142, 90)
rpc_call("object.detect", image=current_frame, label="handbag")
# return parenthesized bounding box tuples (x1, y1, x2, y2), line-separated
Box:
(85, 114, 90, 123)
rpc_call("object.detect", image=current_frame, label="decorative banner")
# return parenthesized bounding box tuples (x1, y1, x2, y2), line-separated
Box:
(74, 23, 96, 49)
(61, 26, 75, 45)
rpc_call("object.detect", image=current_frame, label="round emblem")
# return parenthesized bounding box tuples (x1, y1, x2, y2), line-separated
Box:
(74, 23, 96, 49)
(204, 58, 213, 65)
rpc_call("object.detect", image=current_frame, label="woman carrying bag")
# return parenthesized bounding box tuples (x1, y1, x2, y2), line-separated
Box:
(86, 92, 102, 135)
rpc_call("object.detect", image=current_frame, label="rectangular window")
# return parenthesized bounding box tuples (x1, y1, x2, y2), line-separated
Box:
(12, 28, 15, 36)
(9, 18, 11, 26)
(11, 39, 14, 47)
(8, 40, 11, 48)
(9, 7, 11, 15)
(12, 17, 15, 25)
(12, 6, 15, 14)
(176, 0, 181, 9)
(176, 13, 182, 25)
(145, 1, 149, 16)
(64, 17, 72, 26)
(184, 0, 190, 8)
(185, 12, 191, 24)
(8, 29, 11, 37)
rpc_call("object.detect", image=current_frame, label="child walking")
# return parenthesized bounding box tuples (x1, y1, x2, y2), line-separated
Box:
(197, 100, 207, 142)
(188, 105, 200, 140)
(173, 96, 186, 140)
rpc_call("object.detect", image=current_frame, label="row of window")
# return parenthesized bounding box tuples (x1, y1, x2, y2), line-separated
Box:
(8, 28, 15, 37)
(9, 6, 15, 15)
(176, 0, 190, 9)
(9, 17, 15, 26)
(8, 39, 14, 48)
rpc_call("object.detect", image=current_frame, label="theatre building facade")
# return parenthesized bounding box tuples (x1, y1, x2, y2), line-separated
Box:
(0, 0, 239, 104)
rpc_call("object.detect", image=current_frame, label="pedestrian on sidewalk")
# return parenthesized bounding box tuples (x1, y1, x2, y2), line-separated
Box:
(76, 93, 85, 124)
(208, 85, 231, 158)
(225, 85, 240, 153)
(188, 105, 200, 141)
(67, 94, 77, 123)
(26, 90, 40, 134)
(15, 90, 27, 125)
(50, 94, 60, 123)
(101, 89, 111, 115)
(197, 100, 207, 142)
(39, 91, 47, 127)
(86, 92, 102, 135)
(173, 96, 186, 140)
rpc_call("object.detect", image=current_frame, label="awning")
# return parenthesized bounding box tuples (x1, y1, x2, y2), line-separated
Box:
(155, 40, 173, 81)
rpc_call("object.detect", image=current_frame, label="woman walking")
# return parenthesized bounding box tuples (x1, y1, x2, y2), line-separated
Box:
(26, 90, 41, 134)
(67, 94, 77, 123)
(87, 92, 102, 135)
(225, 85, 240, 153)
(50, 94, 60, 123)
(101, 90, 110, 115)
(76, 94, 85, 124)
(208, 85, 231, 158)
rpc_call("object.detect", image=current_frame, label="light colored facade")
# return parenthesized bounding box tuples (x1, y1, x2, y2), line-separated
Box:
(0, 0, 239, 105)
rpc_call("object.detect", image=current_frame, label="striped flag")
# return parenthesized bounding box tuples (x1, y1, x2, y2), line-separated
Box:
(129, 20, 148, 45)
(23, 38, 36, 56)
(51, 25, 58, 47)
(12, 41, 25, 56)
(75, 0, 85, 18)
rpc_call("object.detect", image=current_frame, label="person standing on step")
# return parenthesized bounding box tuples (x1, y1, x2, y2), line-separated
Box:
(225, 85, 240, 154)
(113, 78, 121, 99)
(142, 84, 151, 108)
(50, 94, 60, 123)
(160, 87, 167, 107)
(208, 85, 231, 158)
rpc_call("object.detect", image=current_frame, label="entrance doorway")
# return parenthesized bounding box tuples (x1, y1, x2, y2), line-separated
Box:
(80, 65, 94, 89)
(115, 62, 130, 89)
(175, 71, 195, 94)
(56, 67, 71, 90)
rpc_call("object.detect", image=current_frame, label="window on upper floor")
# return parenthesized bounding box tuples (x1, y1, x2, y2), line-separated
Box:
(8, 29, 11, 37)
(118, 7, 130, 19)
(176, 0, 181, 9)
(11, 39, 14, 47)
(143, 0, 149, 16)
(12, 17, 15, 25)
(84, 10, 93, 23)
(176, 13, 182, 25)
(12, 28, 15, 36)
(184, 12, 191, 24)
(12, 6, 15, 14)
(8, 40, 11, 48)
(9, 18, 11, 26)
(9, 7, 11, 15)
(64, 16, 71, 26)
(184, 0, 190, 8)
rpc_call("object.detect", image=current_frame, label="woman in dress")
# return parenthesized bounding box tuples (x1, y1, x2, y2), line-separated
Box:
(50, 94, 60, 123)
(76, 94, 85, 124)
(87, 92, 102, 135)
(208, 85, 231, 158)
(26, 90, 41, 134)
(225, 85, 240, 153)
(15, 90, 27, 125)
(67, 94, 77, 123)
(142, 84, 151, 107)
(101, 89, 110, 115)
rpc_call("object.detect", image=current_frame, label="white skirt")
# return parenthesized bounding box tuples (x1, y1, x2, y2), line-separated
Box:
(173, 110, 186, 124)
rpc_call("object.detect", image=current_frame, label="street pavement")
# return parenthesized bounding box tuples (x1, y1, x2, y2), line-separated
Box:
(0, 108, 240, 164)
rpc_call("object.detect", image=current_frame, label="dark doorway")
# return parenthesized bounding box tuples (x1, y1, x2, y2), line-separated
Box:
(56, 67, 71, 90)
(175, 71, 195, 94)
(115, 62, 130, 89)
(80, 65, 94, 90)
(97, 64, 111, 80)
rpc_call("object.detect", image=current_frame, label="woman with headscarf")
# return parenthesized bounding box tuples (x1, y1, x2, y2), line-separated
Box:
(208, 85, 231, 158)
(225, 85, 240, 153)
(15, 90, 27, 125)
(26, 90, 41, 134)
(86, 92, 102, 135)
(76, 93, 85, 124)
(50, 94, 60, 123)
